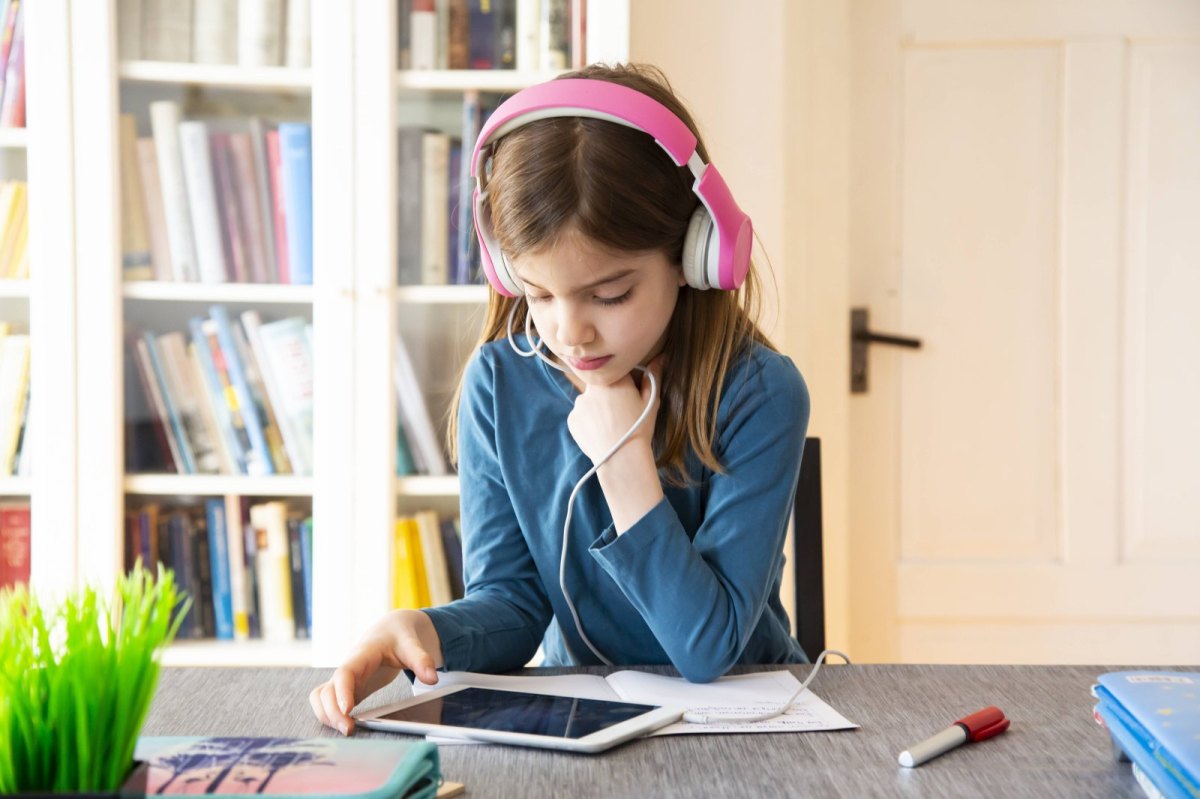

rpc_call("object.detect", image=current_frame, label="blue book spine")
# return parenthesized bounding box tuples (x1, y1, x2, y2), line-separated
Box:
(455, 94, 479, 284)
(209, 305, 274, 475)
(277, 123, 313, 285)
(1095, 687, 1192, 799)
(300, 517, 313, 634)
(168, 513, 201, 639)
(204, 498, 234, 640)
(187, 316, 246, 474)
(143, 332, 197, 474)
(468, 0, 495, 69)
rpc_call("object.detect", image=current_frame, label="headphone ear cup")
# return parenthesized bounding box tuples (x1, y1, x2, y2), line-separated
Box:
(682, 206, 714, 290)
(497, 250, 523, 295)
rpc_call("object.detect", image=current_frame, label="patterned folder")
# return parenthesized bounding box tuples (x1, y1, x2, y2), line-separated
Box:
(119, 736, 441, 798)
(1092, 671, 1200, 799)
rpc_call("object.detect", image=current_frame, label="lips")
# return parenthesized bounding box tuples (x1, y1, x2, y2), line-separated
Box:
(566, 355, 613, 371)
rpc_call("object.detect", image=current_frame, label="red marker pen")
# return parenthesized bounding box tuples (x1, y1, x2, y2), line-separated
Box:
(898, 706, 1010, 768)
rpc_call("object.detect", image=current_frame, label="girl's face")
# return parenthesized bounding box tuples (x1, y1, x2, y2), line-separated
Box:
(511, 227, 686, 390)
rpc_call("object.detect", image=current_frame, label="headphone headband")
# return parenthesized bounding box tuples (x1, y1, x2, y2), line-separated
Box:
(471, 78, 752, 297)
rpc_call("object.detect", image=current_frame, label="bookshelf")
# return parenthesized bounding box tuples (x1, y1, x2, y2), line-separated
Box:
(42, 0, 628, 668)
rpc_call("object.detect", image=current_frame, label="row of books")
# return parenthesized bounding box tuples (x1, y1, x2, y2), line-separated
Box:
(393, 510, 464, 610)
(0, 324, 28, 478)
(124, 497, 313, 642)
(119, 0, 312, 69)
(125, 306, 314, 477)
(0, 503, 28, 590)
(0, 0, 24, 128)
(398, 92, 501, 286)
(120, 105, 313, 285)
(0, 181, 27, 278)
(398, 0, 585, 72)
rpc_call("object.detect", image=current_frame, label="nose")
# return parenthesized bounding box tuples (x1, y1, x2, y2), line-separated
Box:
(555, 304, 594, 349)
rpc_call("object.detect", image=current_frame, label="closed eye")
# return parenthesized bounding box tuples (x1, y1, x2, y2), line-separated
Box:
(596, 290, 632, 306)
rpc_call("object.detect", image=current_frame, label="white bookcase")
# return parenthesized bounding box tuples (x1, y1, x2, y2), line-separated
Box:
(36, 0, 628, 668)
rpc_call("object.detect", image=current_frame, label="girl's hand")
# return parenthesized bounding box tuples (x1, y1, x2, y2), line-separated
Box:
(308, 609, 443, 736)
(567, 355, 664, 465)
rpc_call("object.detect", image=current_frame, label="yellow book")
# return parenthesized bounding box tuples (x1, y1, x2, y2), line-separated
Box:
(0, 182, 19, 275)
(7, 214, 27, 278)
(407, 517, 431, 607)
(393, 516, 422, 610)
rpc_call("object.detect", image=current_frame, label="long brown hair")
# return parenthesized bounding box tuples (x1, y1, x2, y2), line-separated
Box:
(446, 63, 774, 486)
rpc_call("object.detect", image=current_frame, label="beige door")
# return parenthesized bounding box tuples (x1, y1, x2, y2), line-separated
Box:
(850, 0, 1200, 663)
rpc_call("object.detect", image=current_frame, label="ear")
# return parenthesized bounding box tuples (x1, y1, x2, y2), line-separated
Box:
(674, 263, 687, 288)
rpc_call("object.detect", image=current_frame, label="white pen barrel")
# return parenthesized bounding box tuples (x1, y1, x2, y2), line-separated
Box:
(898, 724, 968, 768)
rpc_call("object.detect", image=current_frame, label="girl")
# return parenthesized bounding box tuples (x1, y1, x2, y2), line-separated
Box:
(311, 63, 810, 736)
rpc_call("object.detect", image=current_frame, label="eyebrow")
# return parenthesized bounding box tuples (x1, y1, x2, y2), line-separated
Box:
(520, 268, 637, 293)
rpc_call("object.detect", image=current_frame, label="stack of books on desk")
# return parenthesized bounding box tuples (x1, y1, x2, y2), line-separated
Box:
(1091, 670, 1200, 799)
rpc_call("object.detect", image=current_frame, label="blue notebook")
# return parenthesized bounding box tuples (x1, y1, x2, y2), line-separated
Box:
(1092, 671, 1200, 799)
(119, 736, 441, 798)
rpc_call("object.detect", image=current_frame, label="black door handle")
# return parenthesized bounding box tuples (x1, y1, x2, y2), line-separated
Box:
(851, 308, 922, 393)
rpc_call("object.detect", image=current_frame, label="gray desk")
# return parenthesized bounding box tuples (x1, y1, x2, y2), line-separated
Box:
(142, 664, 1157, 798)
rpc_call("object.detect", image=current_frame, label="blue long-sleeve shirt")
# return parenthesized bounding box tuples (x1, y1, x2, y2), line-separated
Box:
(422, 337, 811, 682)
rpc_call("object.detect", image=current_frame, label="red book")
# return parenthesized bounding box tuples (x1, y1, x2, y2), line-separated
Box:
(0, 504, 30, 590)
(266, 130, 290, 284)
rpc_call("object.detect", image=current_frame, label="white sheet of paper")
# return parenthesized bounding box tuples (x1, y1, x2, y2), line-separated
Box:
(604, 669, 859, 735)
(406, 669, 857, 741)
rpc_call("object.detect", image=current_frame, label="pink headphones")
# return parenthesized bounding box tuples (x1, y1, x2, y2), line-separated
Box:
(470, 78, 753, 297)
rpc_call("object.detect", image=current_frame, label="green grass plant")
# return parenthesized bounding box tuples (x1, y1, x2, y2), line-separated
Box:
(0, 562, 190, 793)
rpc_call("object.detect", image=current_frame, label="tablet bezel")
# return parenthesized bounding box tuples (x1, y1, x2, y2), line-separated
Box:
(354, 683, 683, 753)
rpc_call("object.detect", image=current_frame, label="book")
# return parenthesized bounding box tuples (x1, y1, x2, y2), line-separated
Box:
(132, 334, 185, 473)
(246, 313, 314, 475)
(209, 132, 251, 283)
(178, 120, 229, 283)
(204, 497, 235, 640)
(246, 118, 279, 281)
(149, 101, 199, 281)
(231, 319, 293, 474)
(249, 500, 295, 641)
(143, 331, 198, 474)
(142, 0, 193, 62)
(239, 0, 285, 67)
(286, 513, 309, 638)
(192, 0, 237, 64)
(284, 0, 312, 67)
(123, 736, 441, 797)
(393, 333, 448, 475)
(135, 137, 174, 281)
(0, 503, 29, 590)
(209, 305, 275, 475)
(119, 115, 153, 280)
(1093, 671, 1200, 799)
(415, 510, 452, 606)
(157, 331, 223, 474)
(393, 516, 429, 610)
(223, 494, 252, 640)
(278, 123, 313, 285)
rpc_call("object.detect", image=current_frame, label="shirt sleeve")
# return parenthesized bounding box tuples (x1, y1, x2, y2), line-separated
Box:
(422, 348, 552, 673)
(588, 353, 809, 683)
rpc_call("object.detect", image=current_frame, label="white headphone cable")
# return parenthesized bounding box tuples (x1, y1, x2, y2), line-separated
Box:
(680, 649, 852, 725)
(506, 302, 655, 666)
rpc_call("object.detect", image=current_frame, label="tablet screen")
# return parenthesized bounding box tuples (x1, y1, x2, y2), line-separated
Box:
(376, 688, 660, 739)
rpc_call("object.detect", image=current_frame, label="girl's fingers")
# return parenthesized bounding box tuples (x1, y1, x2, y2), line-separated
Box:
(308, 683, 331, 727)
(320, 681, 353, 735)
(396, 634, 439, 686)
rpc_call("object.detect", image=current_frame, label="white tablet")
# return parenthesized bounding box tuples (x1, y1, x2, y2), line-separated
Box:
(354, 684, 683, 753)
